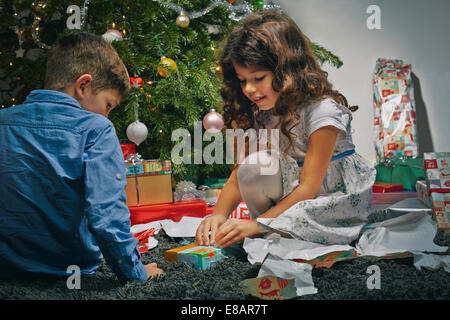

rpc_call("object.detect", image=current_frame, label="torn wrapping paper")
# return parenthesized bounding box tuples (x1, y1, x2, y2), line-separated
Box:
(243, 238, 270, 264)
(240, 276, 297, 300)
(356, 211, 448, 256)
(257, 254, 317, 297)
(412, 252, 450, 272)
(129, 216, 205, 254)
(159, 216, 204, 237)
(384, 197, 431, 219)
(131, 221, 162, 253)
(243, 233, 354, 264)
(133, 228, 158, 253)
(241, 210, 449, 300)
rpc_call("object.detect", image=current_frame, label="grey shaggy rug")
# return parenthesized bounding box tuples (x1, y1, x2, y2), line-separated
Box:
(0, 212, 449, 302)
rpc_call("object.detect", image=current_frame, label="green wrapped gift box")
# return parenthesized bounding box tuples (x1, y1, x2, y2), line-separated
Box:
(375, 156, 425, 191)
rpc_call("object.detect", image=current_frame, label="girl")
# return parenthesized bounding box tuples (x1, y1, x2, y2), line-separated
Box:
(195, 11, 376, 248)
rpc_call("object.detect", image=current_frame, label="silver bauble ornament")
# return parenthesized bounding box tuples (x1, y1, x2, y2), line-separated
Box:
(203, 109, 224, 134)
(126, 120, 148, 146)
(176, 12, 190, 28)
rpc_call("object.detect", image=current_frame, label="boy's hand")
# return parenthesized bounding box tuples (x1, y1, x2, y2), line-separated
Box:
(195, 214, 227, 246)
(144, 263, 163, 280)
(214, 219, 259, 248)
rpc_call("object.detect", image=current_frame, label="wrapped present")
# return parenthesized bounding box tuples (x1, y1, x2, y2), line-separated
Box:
(373, 58, 418, 162)
(416, 180, 431, 207)
(120, 143, 136, 160)
(228, 201, 250, 220)
(125, 155, 173, 206)
(164, 243, 227, 270)
(129, 200, 207, 225)
(430, 191, 450, 234)
(374, 156, 425, 191)
(372, 182, 404, 193)
(424, 152, 450, 189)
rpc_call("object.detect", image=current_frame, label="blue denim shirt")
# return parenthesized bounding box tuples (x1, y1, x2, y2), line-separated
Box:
(0, 90, 147, 283)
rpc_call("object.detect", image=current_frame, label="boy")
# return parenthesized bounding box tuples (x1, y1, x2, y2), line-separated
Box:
(0, 32, 162, 283)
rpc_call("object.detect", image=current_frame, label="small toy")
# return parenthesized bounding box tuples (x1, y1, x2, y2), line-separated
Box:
(165, 243, 227, 270)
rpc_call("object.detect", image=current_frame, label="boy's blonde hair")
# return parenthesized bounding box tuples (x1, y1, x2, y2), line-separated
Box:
(44, 32, 130, 99)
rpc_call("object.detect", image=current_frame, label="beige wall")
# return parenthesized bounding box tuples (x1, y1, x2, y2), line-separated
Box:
(278, 0, 450, 163)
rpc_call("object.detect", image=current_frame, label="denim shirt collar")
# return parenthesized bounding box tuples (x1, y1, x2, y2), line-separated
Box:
(24, 89, 82, 110)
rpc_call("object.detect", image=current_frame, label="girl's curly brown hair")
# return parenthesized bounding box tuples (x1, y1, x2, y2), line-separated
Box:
(219, 11, 356, 155)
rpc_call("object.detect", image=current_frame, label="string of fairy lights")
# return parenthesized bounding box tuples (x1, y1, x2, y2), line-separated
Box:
(1, 0, 281, 108)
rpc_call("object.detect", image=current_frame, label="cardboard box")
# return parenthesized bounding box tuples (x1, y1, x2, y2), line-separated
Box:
(430, 191, 450, 234)
(164, 243, 227, 270)
(416, 180, 431, 207)
(125, 160, 173, 206)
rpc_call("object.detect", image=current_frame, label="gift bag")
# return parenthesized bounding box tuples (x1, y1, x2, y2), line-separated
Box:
(373, 58, 419, 162)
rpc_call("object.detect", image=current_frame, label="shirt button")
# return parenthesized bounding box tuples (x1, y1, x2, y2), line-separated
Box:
(116, 173, 122, 180)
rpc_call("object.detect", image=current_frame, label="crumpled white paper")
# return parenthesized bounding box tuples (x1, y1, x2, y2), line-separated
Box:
(130, 216, 204, 252)
(258, 254, 318, 297)
(159, 216, 204, 237)
(412, 252, 450, 272)
(356, 211, 448, 256)
(243, 233, 353, 264)
(131, 216, 204, 238)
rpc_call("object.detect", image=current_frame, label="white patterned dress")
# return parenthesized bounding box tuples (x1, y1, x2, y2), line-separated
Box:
(256, 97, 377, 245)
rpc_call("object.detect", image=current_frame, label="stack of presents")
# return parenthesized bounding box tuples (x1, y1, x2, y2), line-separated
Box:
(120, 142, 249, 226)
(120, 142, 249, 269)
(372, 58, 449, 234)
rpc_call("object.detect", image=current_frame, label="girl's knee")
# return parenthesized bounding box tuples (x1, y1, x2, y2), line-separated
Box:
(237, 151, 280, 185)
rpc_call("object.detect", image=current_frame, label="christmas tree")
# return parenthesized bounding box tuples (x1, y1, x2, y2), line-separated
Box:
(0, 0, 343, 183)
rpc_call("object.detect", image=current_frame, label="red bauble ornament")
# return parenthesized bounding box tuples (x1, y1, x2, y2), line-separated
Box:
(130, 77, 144, 88)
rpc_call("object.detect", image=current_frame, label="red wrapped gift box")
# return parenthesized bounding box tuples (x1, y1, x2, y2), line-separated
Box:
(120, 143, 136, 160)
(129, 200, 207, 225)
(373, 182, 404, 193)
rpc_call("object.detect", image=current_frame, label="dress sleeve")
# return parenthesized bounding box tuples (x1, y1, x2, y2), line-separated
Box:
(305, 98, 351, 141)
(84, 121, 147, 284)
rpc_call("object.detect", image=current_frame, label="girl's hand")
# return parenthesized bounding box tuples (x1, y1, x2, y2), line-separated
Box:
(214, 219, 260, 248)
(195, 214, 227, 246)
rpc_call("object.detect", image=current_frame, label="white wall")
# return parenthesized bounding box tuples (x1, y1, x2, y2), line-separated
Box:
(277, 0, 450, 164)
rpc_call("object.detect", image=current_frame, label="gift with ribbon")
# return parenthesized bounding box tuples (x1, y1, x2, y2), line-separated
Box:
(124, 153, 173, 206)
